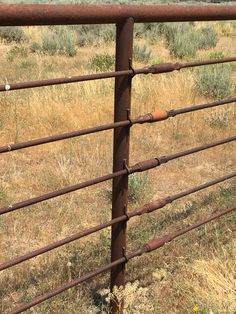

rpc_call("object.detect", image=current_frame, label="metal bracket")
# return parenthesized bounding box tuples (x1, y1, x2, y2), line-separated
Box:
(123, 158, 131, 175)
(126, 108, 133, 126)
(122, 247, 128, 263)
(123, 203, 130, 221)
(129, 58, 136, 77)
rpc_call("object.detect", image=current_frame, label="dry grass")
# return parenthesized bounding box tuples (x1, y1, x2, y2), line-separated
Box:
(187, 246, 236, 313)
(0, 22, 235, 313)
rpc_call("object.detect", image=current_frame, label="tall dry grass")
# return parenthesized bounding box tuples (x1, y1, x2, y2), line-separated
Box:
(0, 22, 235, 313)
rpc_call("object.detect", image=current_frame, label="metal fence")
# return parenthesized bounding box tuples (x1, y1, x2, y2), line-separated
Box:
(0, 4, 236, 314)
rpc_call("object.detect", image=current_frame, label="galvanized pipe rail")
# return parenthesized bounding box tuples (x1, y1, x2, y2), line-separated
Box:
(9, 204, 236, 314)
(0, 4, 236, 314)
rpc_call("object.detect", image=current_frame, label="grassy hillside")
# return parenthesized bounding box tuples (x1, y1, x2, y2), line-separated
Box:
(0, 18, 235, 314)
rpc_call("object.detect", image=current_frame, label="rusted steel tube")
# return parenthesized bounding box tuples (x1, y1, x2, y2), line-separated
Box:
(145, 204, 236, 252)
(180, 56, 236, 69)
(0, 169, 127, 216)
(0, 111, 162, 154)
(131, 171, 236, 216)
(149, 57, 236, 74)
(0, 70, 133, 93)
(8, 255, 128, 314)
(168, 97, 236, 117)
(0, 97, 235, 154)
(1, 171, 235, 271)
(127, 135, 236, 175)
(110, 18, 134, 312)
(8, 247, 144, 314)
(0, 121, 129, 153)
(9, 204, 236, 314)
(162, 135, 236, 163)
(0, 135, 235, 216)
(1, 4, 236, 26)
(168, 172, 236, 203)
(1, 57, 236, 93)
(0, 215, 127, 272)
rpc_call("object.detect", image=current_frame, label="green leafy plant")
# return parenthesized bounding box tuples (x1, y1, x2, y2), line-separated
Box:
(169, 30, 199, 59)
(156, 23, 218, 59)
(128, 173, 148, 201)
(0, 26, 26, 43)
(195, 64, 232, 99)
(42, 26, 77, 57)
(197, 26, 218, 50)
(133, 44, 152, 63)
(75, 24, 115, 47)
(204, 108, 230, 129)
(6, 46, 28, 62)
(208, 51, 225, 60)
(90, 53, 114, 72)
(29, 42, 42, 53)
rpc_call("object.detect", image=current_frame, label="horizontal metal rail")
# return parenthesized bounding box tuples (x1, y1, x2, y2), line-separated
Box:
(0, 97, 235, 154)
(9, 204, 236, 314)
(168, 97, 236, 117)
(0, 111, 165, 154)
(1, 57, 236, 93)
(1, 6, 235, 313)
(1, 4, 236, 26)
(0, 135, 235, 217)
(1, 171, 235, 272)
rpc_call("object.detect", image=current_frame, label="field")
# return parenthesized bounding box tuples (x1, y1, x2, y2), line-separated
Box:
(0, 15, 235, 314)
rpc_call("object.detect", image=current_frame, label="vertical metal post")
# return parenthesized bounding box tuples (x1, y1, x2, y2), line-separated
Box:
(110, 17, 134, 314)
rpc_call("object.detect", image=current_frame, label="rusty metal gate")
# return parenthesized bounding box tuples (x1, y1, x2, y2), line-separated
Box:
(0, 4, 236, 314)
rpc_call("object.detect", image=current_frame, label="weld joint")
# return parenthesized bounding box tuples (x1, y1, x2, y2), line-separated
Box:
(123, 204, 130, 221)
(156, 156, 168, 164)
(129, 58, 136, 78)
(123, 159, 132, 175)
(168, 109, 176, 117)
(123, 247, 129, 263)
(126, 109, 134, 127)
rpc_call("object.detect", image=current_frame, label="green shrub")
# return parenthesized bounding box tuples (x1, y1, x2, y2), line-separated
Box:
(99, 25, 115, 43)
(156, 22, 180, 43)
(20, 60, 37, 69)
(195, 64, 232, 99)
(208, 51, 225, 60)
(75, 25, 98, 47)
(231, 21, 236, 29)
(219, 22, 234, 37)
(160, 23, 199, 59)
(169, 30, 199, 59)
(230, 62, 236, 72)
(197, 26, 218, 50)
(156, 23, 218, 59)
(7, 46, 28, 62)
(0, 189, 6, 201)
(141, 23, 161, 43)
(204, 108, 230, 129)
(30, 42, 42, 53)
(134, 23, 146, 39)
(0, 26, 26, 43)
(75, 24, 115, 47)
(90, 53, 114, 72)
(133, 44, 152, 63)
(42, 26, 77, 57)
(128, 173, 148, 201)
